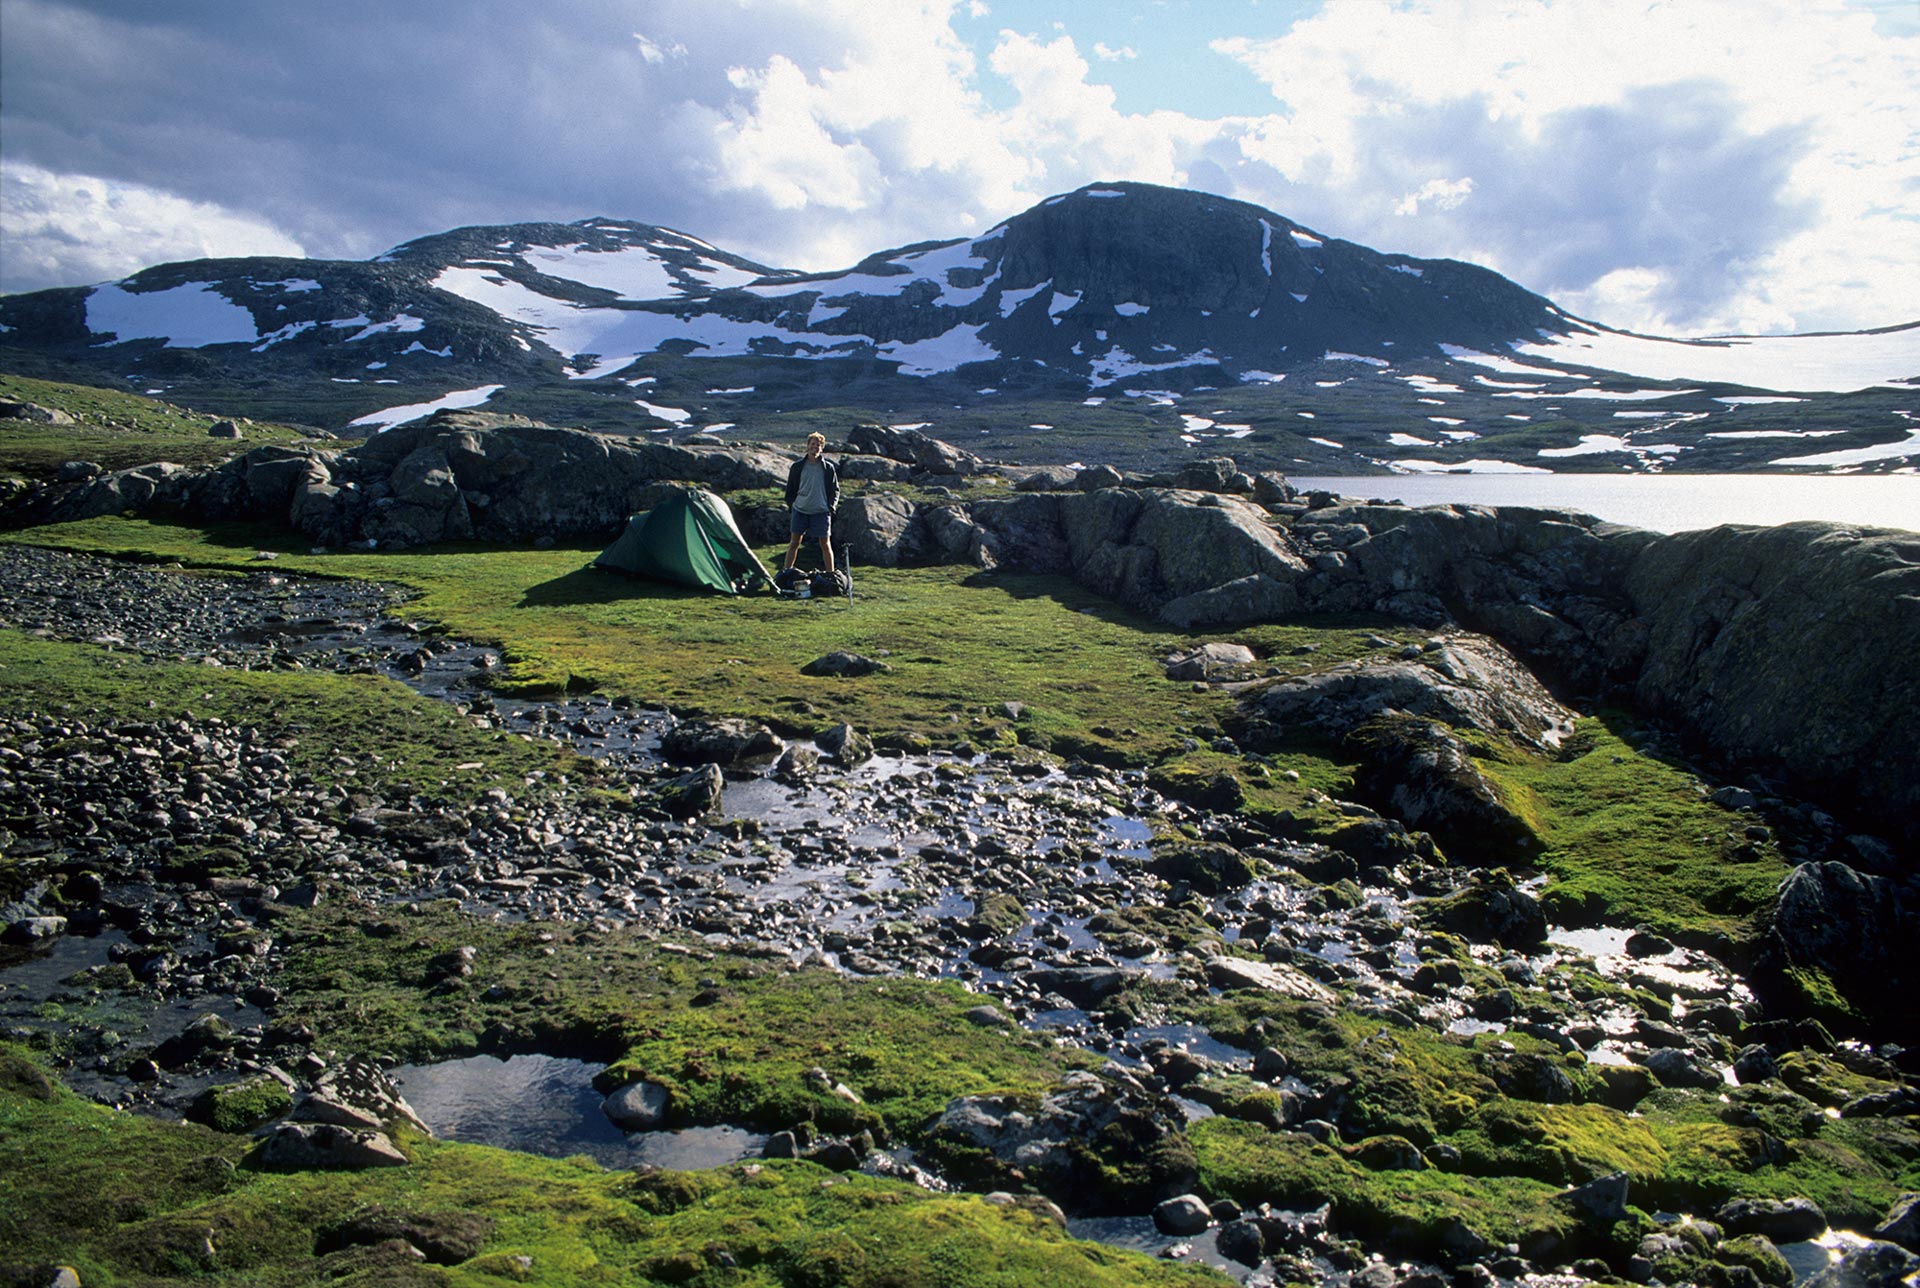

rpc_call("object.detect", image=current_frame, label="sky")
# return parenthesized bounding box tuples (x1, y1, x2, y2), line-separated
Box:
(2, 0, 1917, 339)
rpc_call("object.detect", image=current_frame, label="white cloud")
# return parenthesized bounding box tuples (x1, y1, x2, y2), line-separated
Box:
(0, 159, 305, 293)
(632, 33, 686, 64)
(1208, 0, 1920, 334)
(1394, 177, 1473, 217)
(1, 0, 1913, 339)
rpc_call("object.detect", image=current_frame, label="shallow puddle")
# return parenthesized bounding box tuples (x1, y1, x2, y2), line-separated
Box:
(391, 1052, 765, 1170)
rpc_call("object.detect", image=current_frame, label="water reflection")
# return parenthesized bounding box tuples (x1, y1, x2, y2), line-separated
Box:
(391, 1053, 765, 1171)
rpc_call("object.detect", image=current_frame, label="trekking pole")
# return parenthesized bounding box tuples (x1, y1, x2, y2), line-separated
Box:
(844, 546, 854, 605)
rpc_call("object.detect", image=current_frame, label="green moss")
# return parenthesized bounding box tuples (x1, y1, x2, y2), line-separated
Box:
(1190, 1118, 1586, 1261)
(273, 899, 1093, 1140)
(1474, 715, 1790, 943)
(1717, 1233, 1794, 1286)
(0, 373, 332, 480)
(0, 1043, 1228, 1286)
(193, 1075, 294, 1134)
(0, 627, 578, 810)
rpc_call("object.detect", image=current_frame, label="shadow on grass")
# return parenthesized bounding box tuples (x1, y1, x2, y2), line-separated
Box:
(518, 563, 719, 608)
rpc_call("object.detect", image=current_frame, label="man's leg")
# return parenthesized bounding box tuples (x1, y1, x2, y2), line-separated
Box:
(784, 533, 804, 569)
(818, 536, 835, 573)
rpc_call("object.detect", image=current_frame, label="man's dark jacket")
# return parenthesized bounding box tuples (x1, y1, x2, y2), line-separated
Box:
(785, 456, 840, 513)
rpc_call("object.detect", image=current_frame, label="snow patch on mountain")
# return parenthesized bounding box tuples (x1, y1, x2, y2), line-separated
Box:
(87, 283, 259, 347)
(1509, 324, 1920, 394)
(348, 383, 503, 432)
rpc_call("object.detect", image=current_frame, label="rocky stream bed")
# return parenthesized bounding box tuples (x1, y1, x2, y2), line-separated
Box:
(1, 543, 1915, 1288)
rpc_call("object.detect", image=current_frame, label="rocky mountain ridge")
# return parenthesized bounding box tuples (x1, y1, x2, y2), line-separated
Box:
(4, 183, 1915, 474)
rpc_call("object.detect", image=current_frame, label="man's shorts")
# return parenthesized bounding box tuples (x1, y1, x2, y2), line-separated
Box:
(790, 508, 831, 540)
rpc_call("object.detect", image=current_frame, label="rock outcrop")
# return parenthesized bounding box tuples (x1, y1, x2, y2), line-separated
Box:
(12, 416, 1914, 843)
(23, 411, 789, 548)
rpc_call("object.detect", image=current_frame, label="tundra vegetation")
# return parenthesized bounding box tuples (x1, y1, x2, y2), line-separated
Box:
(0, 381, 1913, 1288)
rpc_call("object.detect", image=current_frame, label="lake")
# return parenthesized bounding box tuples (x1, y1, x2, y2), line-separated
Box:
(1289, 473, 1917, 534)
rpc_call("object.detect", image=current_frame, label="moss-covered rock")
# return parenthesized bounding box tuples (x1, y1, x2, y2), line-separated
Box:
(187, 1074, 293, 1134)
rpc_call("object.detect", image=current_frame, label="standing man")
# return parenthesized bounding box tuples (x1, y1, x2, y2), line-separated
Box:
(784, 431, 839, 574)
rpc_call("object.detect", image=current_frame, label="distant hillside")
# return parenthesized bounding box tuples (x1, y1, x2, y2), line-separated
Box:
(3, 182, 1916, 475)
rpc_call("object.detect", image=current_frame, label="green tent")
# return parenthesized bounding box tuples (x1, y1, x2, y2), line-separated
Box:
(594, 488, 772, 595)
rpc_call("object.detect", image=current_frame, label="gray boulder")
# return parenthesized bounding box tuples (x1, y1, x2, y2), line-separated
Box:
(1153, 1194, 1213, 1236)
(845, 423, 983, 475)
(1874, 1193, 1920, 1253)
(660, 718, 785, 767)
(252, 1122, 409, 1170)
(1803, 1239, 1917, 1288)
(1772, 861, 1911, 1010)
(1716, 1197, 1829, 1243)
(655, 764, 724, 818)
(602, 1080, 671, 1130)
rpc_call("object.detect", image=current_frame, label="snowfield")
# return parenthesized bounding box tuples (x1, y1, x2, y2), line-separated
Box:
(87, 283, 258, 347)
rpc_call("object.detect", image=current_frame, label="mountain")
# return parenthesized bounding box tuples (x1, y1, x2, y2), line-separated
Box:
(3, 182, 1916, 474)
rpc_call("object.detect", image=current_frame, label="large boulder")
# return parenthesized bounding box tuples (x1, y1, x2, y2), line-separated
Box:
(926, 1069, 1194, 1212)
(1233, 634, 1574, 749)
(844, 423, 984, 475)
(1624, 523, 1920, 845)
(1771, 861, 1913, 1011)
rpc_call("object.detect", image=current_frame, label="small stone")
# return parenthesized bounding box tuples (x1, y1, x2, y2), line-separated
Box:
(1153, 1194, 1213, 1236)
(602, 1080, 671, 1131)
(2, 916, 67, 946)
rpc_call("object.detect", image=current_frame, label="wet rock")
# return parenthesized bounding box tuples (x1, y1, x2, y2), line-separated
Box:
(1153, 1194, 1213, 1236)
(1349, 1264, 1400, 1288)
(252, 1122, 409, 1170)
(1874, 1193, 1920, 1252)
(1715, 1196, 1828, 1243)
(773, 745, 819, 781)
(1021, 965, 1141, 1008)
(815, 722, 874, 766)
(1558, 1171, 1631, 1226)
(152, 1013, 236, 1068)
(1216, 1218, 1268, 1267)
(1416, 870, 1546, 949)
(603, 1080, 672, 1131)
(928, 1071, 1194, 1212)
(803, 1140, 863, 1171)
(1205, 955, 1336, 1005)
(656, 764, 724, 818)
(660, 719, 784, 768)
(1644, 1046, 1725, 1091)
(1734, 1044, 1780, 1084)
(799, 652, 891, 678)
(1147, 841, 1255, 894)
(1804, 1240, 1919, 1288)
(0, 914, 70, 955)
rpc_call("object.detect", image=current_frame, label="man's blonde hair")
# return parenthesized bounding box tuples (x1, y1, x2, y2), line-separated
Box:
(805, 432, 827, 449)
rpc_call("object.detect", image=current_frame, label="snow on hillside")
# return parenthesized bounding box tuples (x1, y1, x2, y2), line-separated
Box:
(509, 239, 763, 300)
(1494, 324, 1920, 394)
(86, 283, 259, 347)
(347, 383, 503, 432)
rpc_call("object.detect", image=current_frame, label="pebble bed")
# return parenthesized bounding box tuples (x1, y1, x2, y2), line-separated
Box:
(2, 543, 1893, 1287)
